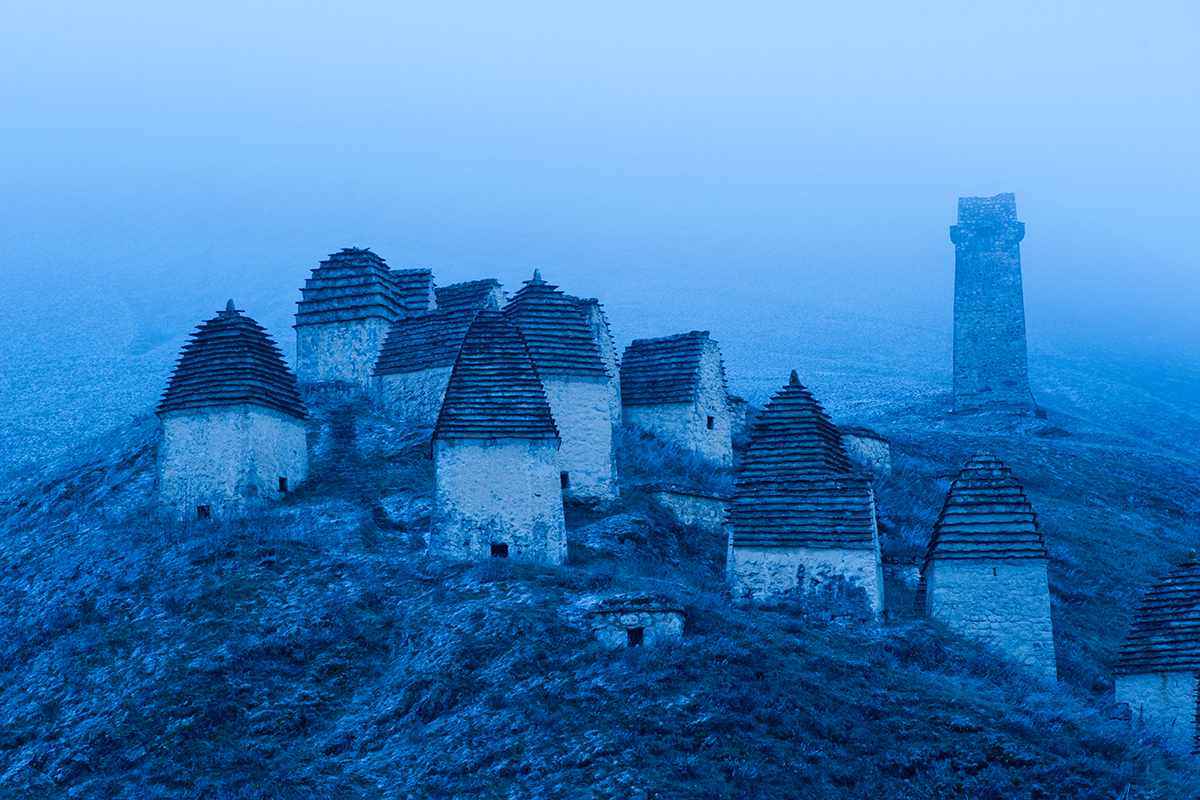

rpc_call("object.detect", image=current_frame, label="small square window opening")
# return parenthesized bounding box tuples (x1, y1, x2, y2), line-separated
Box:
(491, 543, 509, 558)
(706, 416, 715, 430)
(278, 477, 288, 493)
(627, 627, 645, 647)
(560, 472, 570, 489)
(196, 505, 211, 520)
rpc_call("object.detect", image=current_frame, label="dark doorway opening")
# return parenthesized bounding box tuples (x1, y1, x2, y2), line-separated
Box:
(491, 543, 509, 558)
(627, 627, 644, 647)
(278, 477, 289, 493)
(196, 505, 211, 520)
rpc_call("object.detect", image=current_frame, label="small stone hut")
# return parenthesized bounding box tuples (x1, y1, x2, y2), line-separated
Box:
(620, 331, 732, 467)
(591, 594, 685, 648)
(919, 455, 1056, 679)
(157, 301, 308, 520)
(295, 248, 433, 393)
(431, 310, 567, 565)
(838, 425, 892, 473)
(1115, 554, 1200, 751)
(504, 271, 617, 502)
(727, 372, 883, 613)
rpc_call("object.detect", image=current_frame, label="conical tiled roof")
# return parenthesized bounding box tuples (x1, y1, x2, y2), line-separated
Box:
(1116, 555, 1200, 674)
(435, 279, 505, 312)
(374, 309, 481, 375)
(159, 301, 307, 420)
(620, 331, 724, 405)
(923, 455, 1045, 564)
(434, 310, 559, 440)
(738, 372, 853, 481)
(503, 271, 608, 378)
(295, 248, 432, 326)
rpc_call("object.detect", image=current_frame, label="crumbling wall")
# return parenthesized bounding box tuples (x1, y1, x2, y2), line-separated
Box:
(1116, 671, 1199, 749)
(592, 608, 684, 648)
(841, 432, 891, 473)
(646, 485, 728, 536)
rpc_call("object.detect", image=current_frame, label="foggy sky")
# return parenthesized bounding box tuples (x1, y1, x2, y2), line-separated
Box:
(2, 1, 1199, 467)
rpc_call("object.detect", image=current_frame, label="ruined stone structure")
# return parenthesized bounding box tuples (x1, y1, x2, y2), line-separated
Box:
(644, 483, 730, 538)
(431, 310, 567, 565)
(620, 331, 732, 467)
(295, 248, 433, 393)
(1115, 554, 1200, 751)
(157, 301, 308, 520)
(591, 594, 685, 648)
(919, 455, 1056, 679)
(839, 425, 892, 473)
(728, 395, 749, 437)
(435, 278, 506, 312)
(727, 373, 882, 613)
(505, 271, 617, 502)
(951, 194, 1038, 413)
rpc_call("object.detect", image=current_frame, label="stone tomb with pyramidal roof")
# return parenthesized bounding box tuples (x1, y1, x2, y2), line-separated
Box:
(504, 271, 618, 502)
(1115, 554, 1200, 751)
(157, 301, 308, 521)
(727, 373, 883, 614)
(919, 455, 1056, 679)
(620, 331, 732, 467)
(431, 310, 567, 565)
(294, 248, 434, 393)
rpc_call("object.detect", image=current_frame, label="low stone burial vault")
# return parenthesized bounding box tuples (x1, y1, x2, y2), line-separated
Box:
(591, 594, 685, 648)
(157, 300, 308, 521)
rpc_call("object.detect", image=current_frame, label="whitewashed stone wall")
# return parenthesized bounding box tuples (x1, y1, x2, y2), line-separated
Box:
(592, 609, 684, 648)
(842, 433, 892, 473)
(729, 545, 883, 615)
(432, 438, 567, 565)
(543, 377, 617, 502)
(647, 487, 728, 536)
(925, 558, 1057, 679)
(296, 318, 392, 392)
(158, 405, 308, 520)
(1116, 671, 1198, 748)
(580, 301, 622, 426)
(376, 365, 453, 427)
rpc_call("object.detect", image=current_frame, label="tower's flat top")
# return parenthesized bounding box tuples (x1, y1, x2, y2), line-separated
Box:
(957, 192, 1018, 224)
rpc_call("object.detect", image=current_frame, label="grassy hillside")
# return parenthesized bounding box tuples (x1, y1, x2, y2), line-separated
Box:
(1, 397, 1199, 798)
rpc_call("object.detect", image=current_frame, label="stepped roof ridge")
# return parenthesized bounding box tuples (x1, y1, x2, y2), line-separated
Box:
(374, 309, 481, 375)
(503, 271, 608, 378)
(434, 310, 560, 440)
(737, 373, 854, 482)
(159, 301, 307, 420)
(923, 455, 1045, 565)
(620, 330, 724, 405)
(295, 247, 432, 326)
(434, 279, 505, 312)
(1117, 555, 1200, 674)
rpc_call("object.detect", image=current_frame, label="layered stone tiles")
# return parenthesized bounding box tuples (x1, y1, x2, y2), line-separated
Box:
(1115, 554, 1200, 750)
(373, 309, 481, 424)
(434, 278, 506, 313)
(727, 372, 882, 613)
(919, 455, 1056, 679)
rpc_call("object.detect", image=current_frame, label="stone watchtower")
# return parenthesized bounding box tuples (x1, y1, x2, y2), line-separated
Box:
(157, 301, 308, 520)
(504, 270, 618, 502)
(919, 455, 1056, 678)
(727, 372, 883, 613)
(295, 248, 433, 393)
(1115, 554, 1200, 751)
(951, 193, 1038, 412)
(431, 310, 567, 565)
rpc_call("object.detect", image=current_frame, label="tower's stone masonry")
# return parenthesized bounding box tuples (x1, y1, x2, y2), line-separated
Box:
(574, 297, 623, 427)
(591, 594, 684, 648)
(505, 271, 618, 502)
(620, 331, 732, 467)
(1115, 555, 1200, 751)
(920, 455, 1056, 679)
(431, 310, 566, 565)
(295, 248, 433, 393)
(727, 373, 883, 614)
(951, 193, 1037, 412)
(157, 301, 308, 520)
(374, 308, 481, 426)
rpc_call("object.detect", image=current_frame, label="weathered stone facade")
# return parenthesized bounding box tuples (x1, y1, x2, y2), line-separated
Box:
(839, 425, 892, 473)
(431, 310, 567, 565)
(505, 271, 617, 502)
(1115, 555, 1200, 751)
(645, 483, 729, 537)
(951, 194, 1038, 412)
(576, 297, 623, 427)
(591, 594, 685, 648)
(295, 248, 433, 393)
(374, 308, 480, 426)
(620, 331, 732, 467)
(920, 455, 1056, 679)
(157, 301, 308, 520)
(727, 373, 883, 614)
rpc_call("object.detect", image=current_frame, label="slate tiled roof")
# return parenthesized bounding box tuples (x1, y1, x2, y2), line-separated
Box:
(295, 248, 432, 326)
(1116, 555, 1200, 675)
(159, 301, 307, 420)
(738, 372, 853, 481)
(620, 331, 725, 406)
(434, 310, 559, 440)
(923, 455, 1045, 564)
(594, 594, 684, 615)
(504, 271, 608, 379)
(729, 477, 878, 548)
(435, 279, 504, 312)
(374, 309, 480, 375)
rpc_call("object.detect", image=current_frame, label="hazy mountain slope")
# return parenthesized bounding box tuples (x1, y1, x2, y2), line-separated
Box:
(1, 399, 1199, 798)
